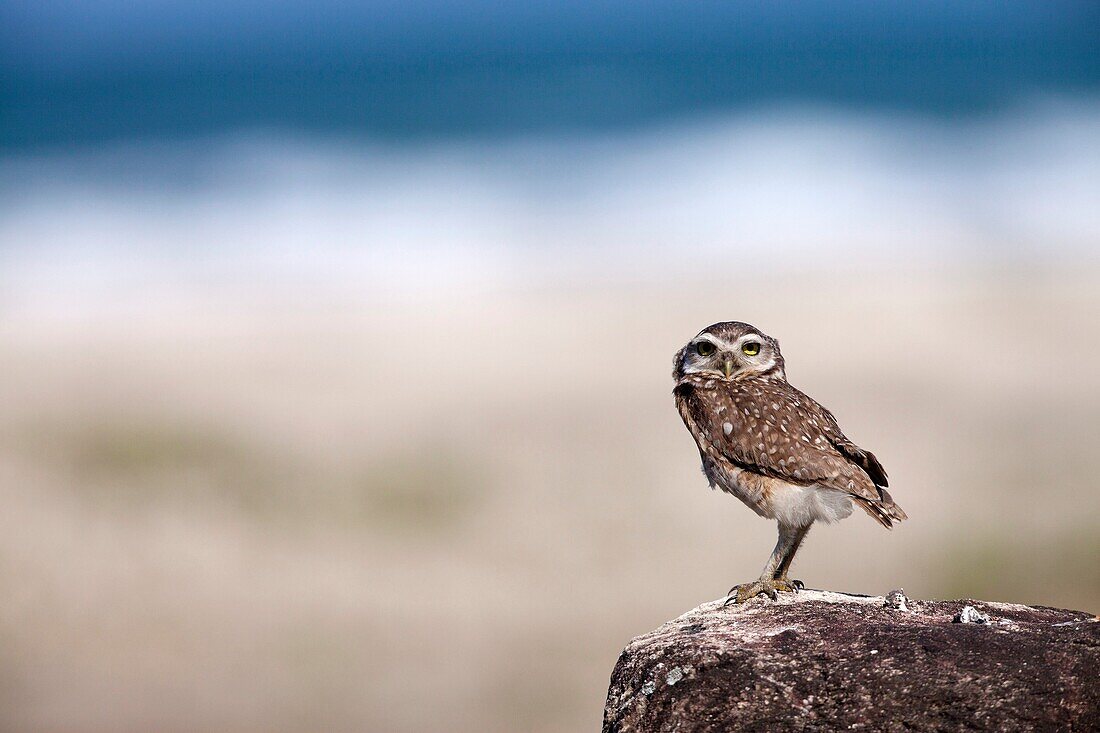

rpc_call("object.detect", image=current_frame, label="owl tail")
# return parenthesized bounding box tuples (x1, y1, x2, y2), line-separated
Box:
(855, 488, 908, 529)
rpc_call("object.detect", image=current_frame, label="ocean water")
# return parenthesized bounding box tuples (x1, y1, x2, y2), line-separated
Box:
(4, 2, 1098, 317)
(4, 1, 1099, 149)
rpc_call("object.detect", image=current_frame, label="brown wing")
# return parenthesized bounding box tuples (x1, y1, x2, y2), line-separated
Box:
(795, 393, 889, 487)
(790, 388, 907, 522)
(675, 376, 906, 526)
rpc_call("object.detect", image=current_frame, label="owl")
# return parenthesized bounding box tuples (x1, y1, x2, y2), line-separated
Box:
(673, 321, 906, 603)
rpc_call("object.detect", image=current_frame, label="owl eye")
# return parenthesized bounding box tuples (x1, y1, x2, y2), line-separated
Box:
(695, 341, 716, 357)
(742, 342, 761, 356)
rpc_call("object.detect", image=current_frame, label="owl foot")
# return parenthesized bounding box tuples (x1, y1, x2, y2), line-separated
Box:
(724, 578, 800, 605)
(774, 576, 805, 591)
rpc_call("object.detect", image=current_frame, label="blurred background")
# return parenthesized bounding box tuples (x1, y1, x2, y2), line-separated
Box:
(2, 2, 1099, 731)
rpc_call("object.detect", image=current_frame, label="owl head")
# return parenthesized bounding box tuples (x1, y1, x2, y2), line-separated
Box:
(673, 321, 786, 382)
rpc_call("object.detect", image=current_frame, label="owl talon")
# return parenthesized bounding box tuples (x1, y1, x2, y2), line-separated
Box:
(774, 576, 805, 592)
(725, 578, 797, 604)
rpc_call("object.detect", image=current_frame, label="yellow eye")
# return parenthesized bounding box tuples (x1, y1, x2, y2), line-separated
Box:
(696, 341, 715, 357)
(742, 342, 761, 356)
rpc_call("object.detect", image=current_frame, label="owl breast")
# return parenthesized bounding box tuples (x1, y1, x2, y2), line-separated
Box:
(702, 456, 772, 518)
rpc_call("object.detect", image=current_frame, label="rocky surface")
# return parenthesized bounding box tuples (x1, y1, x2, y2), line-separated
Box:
(603, 590, 1099, 732)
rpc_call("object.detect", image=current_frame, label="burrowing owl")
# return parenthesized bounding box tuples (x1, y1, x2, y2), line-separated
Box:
(673, 321, 906, 603)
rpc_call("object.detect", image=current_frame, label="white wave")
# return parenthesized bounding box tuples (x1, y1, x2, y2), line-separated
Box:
(1, 99, 1098, 316)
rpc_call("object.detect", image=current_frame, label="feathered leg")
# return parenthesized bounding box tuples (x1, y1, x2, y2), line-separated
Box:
(773, 523, 810, 586)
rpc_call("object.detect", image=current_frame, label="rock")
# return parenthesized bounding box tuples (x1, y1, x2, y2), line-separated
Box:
(883, 589, 908, 612)
(603, 590, 1100, 732)
(954, 604, 990, 624)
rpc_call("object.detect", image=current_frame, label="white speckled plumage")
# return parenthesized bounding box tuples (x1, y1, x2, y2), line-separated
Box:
(672, 321, 906, 602)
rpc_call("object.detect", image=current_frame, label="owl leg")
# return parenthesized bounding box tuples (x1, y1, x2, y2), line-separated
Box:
(772, 523, 811, 589)
(725, 523, 808, 604)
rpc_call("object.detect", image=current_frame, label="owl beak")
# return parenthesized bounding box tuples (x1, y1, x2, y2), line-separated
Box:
(723, 359, 735, 379)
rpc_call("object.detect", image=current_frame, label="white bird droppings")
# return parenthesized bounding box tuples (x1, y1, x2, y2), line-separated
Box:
(954, 606, 990, 624)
